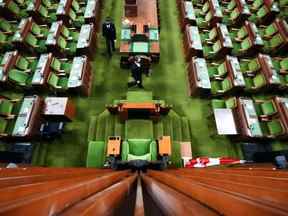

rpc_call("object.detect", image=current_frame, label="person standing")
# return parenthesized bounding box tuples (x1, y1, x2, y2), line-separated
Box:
(128, 56, 144, 88)
(102, 17, 116, 57)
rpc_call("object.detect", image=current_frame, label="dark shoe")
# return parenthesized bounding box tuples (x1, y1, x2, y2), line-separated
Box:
(128, 82, 136, 88)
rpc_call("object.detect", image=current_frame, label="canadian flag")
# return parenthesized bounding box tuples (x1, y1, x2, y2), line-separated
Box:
(185, 157, 246, 168)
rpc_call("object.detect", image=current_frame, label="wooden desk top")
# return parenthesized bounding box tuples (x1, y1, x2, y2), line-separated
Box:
(121, 102, 156, 110)
(123, 0, 158, 28)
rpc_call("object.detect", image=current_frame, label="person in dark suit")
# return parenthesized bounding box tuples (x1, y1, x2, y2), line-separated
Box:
(128, 56, 144, 88)
(102, 17, 116, 56)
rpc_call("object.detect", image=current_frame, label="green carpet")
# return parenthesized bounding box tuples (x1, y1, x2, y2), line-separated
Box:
(27, 0, 287, 167)
(125, 120, 154, 139)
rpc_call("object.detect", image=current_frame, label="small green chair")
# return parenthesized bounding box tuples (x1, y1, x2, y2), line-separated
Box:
(0, 19, 15, 34)
(211, 78, 232, 95)
(208, 62, 227, 78)
(47, 72, 68, 90)
(0, 117, 14, 137)
(255, 100, 278, 118)
(260, 119, 285, 138)
(0, 99, 15, 117)
(8, 69, 32, 87)
(212, 97, 237, 109)
(245, 73, 266, 90)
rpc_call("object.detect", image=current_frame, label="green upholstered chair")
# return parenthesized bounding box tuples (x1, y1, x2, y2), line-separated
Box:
(0, 117, 15, 137)
(8, 69, 32, 87)
(255, 100, 278, 118)
(47, 72, 68, 90)
(24, 33, 47, 53)
(15, 56, 30, 71)
(260, 119, 285, 138)
(31, 23, 48, 38)
(202, 2, 210, 14)
(227, 0, 236, 12)
(68, 8, 85, 28)
(51, 58, 71, 74)
(211, 78, 232, 95)
(0, 32, 13, 51)
(268, 33, 284, 50)
(251, 0, 263, 11)
(204, 40, 222, 59)
(7, 1, 21, 17)
(272, 58, 288, 74)
(57, 36, 67, 50)
(65, 42, 77, 55)
(0, 19, 16, 34)
(121, 139, 157, 162)
(245, 73, 266, 90)
(262, 23, 278, 39)
(212, 97, 237, 109)
(208, 62, 227, 78)
(0, 99, 15, 117)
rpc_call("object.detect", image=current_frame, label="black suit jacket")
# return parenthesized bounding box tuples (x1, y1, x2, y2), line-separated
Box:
(102, 21, 116, 40)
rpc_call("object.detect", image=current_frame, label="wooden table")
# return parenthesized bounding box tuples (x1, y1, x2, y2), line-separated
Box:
(0, 51, 17, 83)
(184, 25, 203, 61)
(120, 0, 160, 61)
(12, 96, 43, 139)
(225, 55, 245, 88)
(43, 97, 75, 121)
(31, 53, 53, 87)
(235, 98, 263, 138)
(67, 56, 92, 96)
(188, 57, 211, 96)
(214, 108, 238, 135)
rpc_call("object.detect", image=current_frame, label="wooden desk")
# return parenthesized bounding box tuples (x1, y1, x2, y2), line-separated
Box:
(43, 97, 75, 122)
(208, 0, 223, 27)
(245, 21, 264, 53)
(188, 57, 211, 96)
(234, 0, 251, 25)
(120, 0, 160, 61)
(12, 18, 32, 44)
(0, 51, 18, 83)
(67, 56, 92, 96)
(158, 136, 171, 156)
(274, 97, 288, 134)
(216, 23, 233, 56)
(84, 0, 101, 25)
(184, 25, 203, 61)
(272, 19, 288, 53)
(180, 1, 196, 29)
(257, 54, 281, 88)
(214, 108, 238, 135)
(235, 98, 263, 138)
(56, 0, 72, 25)
(31, 53, 53, 87)
(225, 55, 245, 89)
(118, 102, 160, 121)
(12, 96, 43, 139)
(76, 23, 96, 57)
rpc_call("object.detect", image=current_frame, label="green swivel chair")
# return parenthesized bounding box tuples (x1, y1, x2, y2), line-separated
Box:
(8, 69, 33, 87)
(240, 58, 261, 76)
(245, 73, 266, 91)
(121, 139, 157, 162)
(260, 119, 286, 138)
(211, 78, 233, 95)
(273, 57, 288, 74)
(254, 100, 278, 119)
(47, 72, 68, 91)
(208, 62, 227, 79)
(0, 117, 15, 137)
(51, 57, 72, 75)
(212, 97, 237, 109)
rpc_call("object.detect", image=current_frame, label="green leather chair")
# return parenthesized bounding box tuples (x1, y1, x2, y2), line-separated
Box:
(255, 100, 278, 118)
(273, 57, 288, 73)
(245, 73, 266, 90)
(47, 72, 68, 91)
(208, 62, 227, 79)
(121, 139, 157, 162)
(260, 119, 286, 138)
(51, 57, 72, 74)
(8, 69, 32, 87)
(0, 117, 15, 137)
(211, 78, 232, 95)
(212, 97, 237, 109)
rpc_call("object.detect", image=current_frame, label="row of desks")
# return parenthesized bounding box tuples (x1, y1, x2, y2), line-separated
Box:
(188, 53, 285, 96)
(214, 97, 288, 139)
(184, 21, 266, 61)
(120, 0, 160, 62)
(1, 0, 101, 26)
(3, 96, 75, 139)
(0, 51, 92, 96)
(13, 18, 96, 57)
